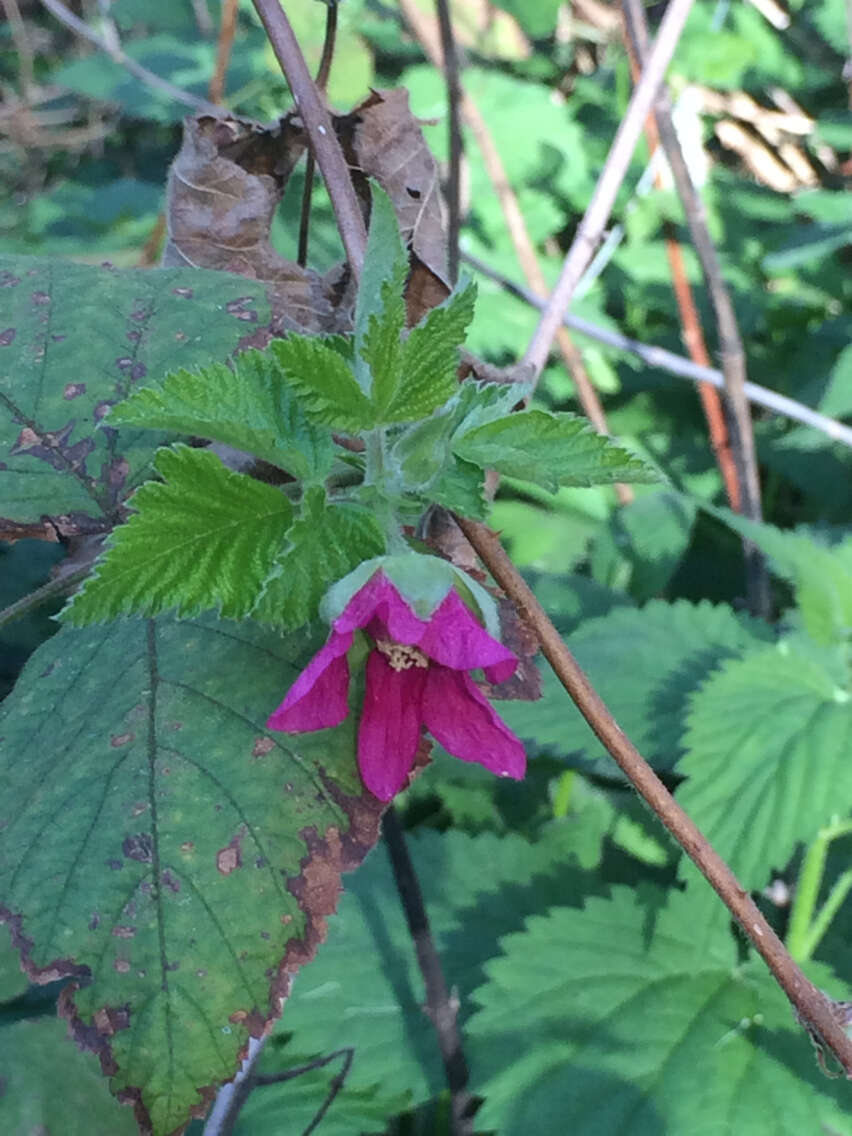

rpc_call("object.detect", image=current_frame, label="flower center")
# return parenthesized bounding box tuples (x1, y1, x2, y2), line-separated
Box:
(375, 638, 429, 673)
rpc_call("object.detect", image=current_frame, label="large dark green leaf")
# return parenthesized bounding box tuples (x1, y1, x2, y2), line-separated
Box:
(0, 256, 273, 530)
(0, 615, 385, 1134)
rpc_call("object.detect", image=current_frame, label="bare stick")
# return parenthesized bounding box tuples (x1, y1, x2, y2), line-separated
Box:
(461, 251, 852, 448)
(254, 1048, 354, 1135)
(383, 806, 472, 1135)
(398, 0, 631, 503)
(622, 0, 769, 617)
(3, 0, 35, 100)
(621, 28, 740, 511)
(209, 0, 239, 104)
(297, 1, 338, 267)
(0, 565, 90, 631)
(434, 0, 463, 285)
(203, 1036, 268, 1136)
(457, 515, 852, 1077)
(523, 0, 695, 378)
(252, 0, 367, 281)
(40, 0, 223, 114)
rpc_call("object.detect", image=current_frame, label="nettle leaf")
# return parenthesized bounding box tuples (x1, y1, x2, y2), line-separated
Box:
(275, 829, 597, 1120)
(64, 445, 293, 624)
(109, 351, 334, 484)
(453, 410, 659, 493)
(449, 377, 528, 436)
(0, 1018, 137, 1135)
(706, 507, 852, 646)
(501, 600, 770, 773)
(677, 643, 852, 888)
(383, 281, 477, 423)
(0, 615, 384, 1136)
(356, 186, 409, 411)
(0, 255, 272, 529)
(252, 487, 385, 628)
(268, 335, 375, 432)
(467, 886, 852, 1136)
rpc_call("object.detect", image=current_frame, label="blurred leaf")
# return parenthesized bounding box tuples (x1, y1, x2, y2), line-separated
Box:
(500, 599, 770, 772)
(467, 886, 852, 1135)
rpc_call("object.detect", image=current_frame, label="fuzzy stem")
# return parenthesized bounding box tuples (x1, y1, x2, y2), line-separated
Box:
(787, 819, 852, 962)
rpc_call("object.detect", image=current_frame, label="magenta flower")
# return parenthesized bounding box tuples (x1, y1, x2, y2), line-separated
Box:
(267, 571, 526, 801)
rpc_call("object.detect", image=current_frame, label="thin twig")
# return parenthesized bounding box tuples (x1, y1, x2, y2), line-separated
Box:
(622, 0, 769, 617)
(297, 1, 338, 267)
(434, 0, 463, 285)
(456, 515, 852, 1078)
(398, 0, 631, 504)
(203, 1036, 268, 1136)
(462, 252, 852, 447)
(383, 806, 472, 1135)
(40, 0, 223, 114)
(252, 0, 367, 281)
(209, 0, 239, 104)
(621, 27, 740, 510)
(2, 0, 35, 100)
(0, 565, 90, 631)
(254, 1048, 354, 1136)
(523, 0, 695, 378)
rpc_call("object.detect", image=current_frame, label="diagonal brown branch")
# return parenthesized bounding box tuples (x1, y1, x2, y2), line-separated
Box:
(457, 514, 852, 1079)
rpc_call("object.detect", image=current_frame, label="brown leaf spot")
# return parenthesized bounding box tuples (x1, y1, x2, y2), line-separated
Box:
(63, 382, 86, 400)
(180, 841, 195, 854)
(252, 736, 275, 758)
(31, 291, 50, 305)
(112, 926, 136, 939)
(173, 286, 194, 298)
(130, 801, 148, 818)
(113, 959, 131, 973)
(89, 913, 100, 930)
(130, 362, 147, 381)
(196, 968, 207, 978)
(0, 328, 15, 347)
(93, 1005, 130, 1037)
(111, 732, 134, 748)
(281, 913, 293, 925)
(216, 830, 245, 875)
(160, 869, 181, 893)
(122, 833, 153, 863)
(106, 456, 130, 489)
(94, 401, 113, 421)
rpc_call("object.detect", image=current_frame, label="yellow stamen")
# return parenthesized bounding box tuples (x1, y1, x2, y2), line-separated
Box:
(375, 638, 429, 672)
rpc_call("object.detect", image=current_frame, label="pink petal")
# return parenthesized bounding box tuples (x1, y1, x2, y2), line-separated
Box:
(357, 650, 427, 801)
(334, 572, 427, 643)
(266, 630, 353, 732)
(418, 590, 518, 683)
(421, 666, 526, 780)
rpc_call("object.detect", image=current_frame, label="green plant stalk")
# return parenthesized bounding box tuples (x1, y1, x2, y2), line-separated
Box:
(800, 871, 852, 963)
(787, 818, 852, 961)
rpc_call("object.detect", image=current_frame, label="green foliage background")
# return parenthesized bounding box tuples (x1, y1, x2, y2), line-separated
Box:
(2, 0, 852, 1133)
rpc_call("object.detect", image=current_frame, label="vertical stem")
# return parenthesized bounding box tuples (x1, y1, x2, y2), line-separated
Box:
(252, 0, 367, 280)
(434, 0, 463, 285)
(787, 819, 852, 961)
(383, 806, 471, 1135)
(209, 0, 239, 104)
(297, 1, 338, 267)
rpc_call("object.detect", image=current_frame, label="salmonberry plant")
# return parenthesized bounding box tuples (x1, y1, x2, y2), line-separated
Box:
(1, 2, 852, 1135)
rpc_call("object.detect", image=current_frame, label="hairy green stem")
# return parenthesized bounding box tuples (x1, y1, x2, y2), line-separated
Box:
(787, 818, 852, 962)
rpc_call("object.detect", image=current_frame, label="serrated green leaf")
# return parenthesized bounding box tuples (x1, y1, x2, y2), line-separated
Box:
(269, 335, 375, 432)
(705, 506, 852, 646)
(63, 445, 293, 624)
(383, 281, 477, 423)
(429, 455, 488, 518)
(0, 255, 272, 525)
(277, 829, 597, 1110)
(501, 600, 770, 773)
(0, 614, 384, 1135)
(252, 487, 385, 628)
(0, 1018, 137, 1134)
(467, 886, 852, 1135)
(449, 377, 529, 435)
(678, 644, 852, 887)
(355, 186, 408, 365)
(454, 410, 659, 493)
(356, 186, 409, 411)
(109, 350, 334, 483)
